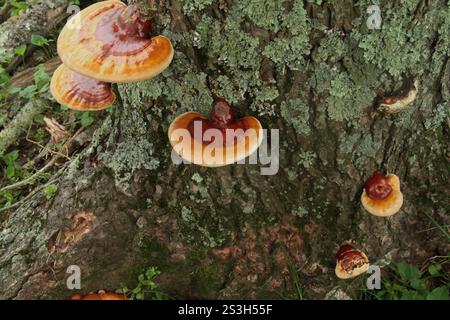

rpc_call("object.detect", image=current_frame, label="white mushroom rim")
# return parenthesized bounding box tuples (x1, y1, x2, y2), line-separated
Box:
(169, 125, 280, 176)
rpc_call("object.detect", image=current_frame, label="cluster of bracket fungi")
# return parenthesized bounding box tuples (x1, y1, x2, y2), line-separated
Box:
(335, 170, 404, 280)
(49, 1, 411, 298)
(50, 0, 174, 110)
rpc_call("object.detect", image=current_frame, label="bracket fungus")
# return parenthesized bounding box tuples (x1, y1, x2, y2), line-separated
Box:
(361, 171, 404, 217)
(335, 244, 370, 280)
(168, 99, 263, 167)
(378, 79, 419, 114)
(50, 64, 116, 111)
(71, 291, 127, 300)
(57, 0, 174, 82)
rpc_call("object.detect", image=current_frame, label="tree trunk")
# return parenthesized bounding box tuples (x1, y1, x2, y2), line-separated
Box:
(0, 0, 449, 300)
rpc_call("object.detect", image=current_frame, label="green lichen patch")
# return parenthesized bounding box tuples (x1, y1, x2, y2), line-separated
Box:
(182, 0, 214, 15)
(280, 98, 310, 135)
(194, 15, 260, 70)
(179, 206, 230, 248)
(237, 0, 285, 32)
(262, 0, 311, 72)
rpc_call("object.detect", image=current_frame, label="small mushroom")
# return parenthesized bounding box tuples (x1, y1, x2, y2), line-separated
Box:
(378, 78, 419, 114)
(168, 99, 263, 167)
(50, 64, 116, 111)
(361, 171, 404, 217)
(335, 244, 370, 280)
(57, 1, 174, 82)
(71, 290, 127, 300)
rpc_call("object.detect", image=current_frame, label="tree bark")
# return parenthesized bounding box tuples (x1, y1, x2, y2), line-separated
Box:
(0, 0, 449, 300)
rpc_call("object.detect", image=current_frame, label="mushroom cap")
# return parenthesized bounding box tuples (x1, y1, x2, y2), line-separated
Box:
(71, 291, 127, 300)
(50, 64, 116, 111)
(335, 245, 370, 280)
(168, 112, 263, 167)
(361, 174, 403, 217)
(335, 257, 370, 279)
(57, 1, 174, 83)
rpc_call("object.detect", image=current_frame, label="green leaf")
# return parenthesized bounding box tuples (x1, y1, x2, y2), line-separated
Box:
(34, 64, 51, 92)
(396, 263, 421, 282)
(19, 85, 37, 99)
(2, 191, 15, 205)
(119, 287, 128, 293)
(132, 287, 142, 294)
(10, 1, 29, 16)
(15, 44, 27, 56)
(0, 66, 11, 89)
(135, 292, 144, 300)
(8, 87, 22, 95)
(2, 150, 19, 179)
(426, 287, 449, 300)
(428, 264, 442, 276)
(4, 150, 19, 162)
(44, 184, 59, 200)
(79, 112, 95, 128)
(6, 164, 15, 179)
(410, 279, 427, 292)
(31, 35, 49, 47)
(400, 290, 423, 300)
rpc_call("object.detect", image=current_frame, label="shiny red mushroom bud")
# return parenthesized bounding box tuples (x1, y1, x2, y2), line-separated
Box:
(382, 97, 394, 105)
(117, 5, 152, 38)
(210, 98, 235, 128)
(335, 244, 369, 279)
(364, 171, 393, 200)
(361, 172, 404, 217)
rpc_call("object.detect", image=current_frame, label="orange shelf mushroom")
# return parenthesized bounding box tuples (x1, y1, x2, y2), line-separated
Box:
(361, 171, 404, 217)
(50, 64, 116, 111)
(71, 291, 127, 300)
(168, 99, 263, 167)
(57, 1, 174, 83)
(335, 244, 370, 280)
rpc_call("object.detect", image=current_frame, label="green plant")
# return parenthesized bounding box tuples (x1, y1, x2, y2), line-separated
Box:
(1, 150, 21, 181)
(0, 66, 10, 89)
(31, 35, 49, 48)
(281, 246, 304, 300)
(15, 44, 27, 56)
(44, 184, 58, 200)
(10, 1, 30, 16)
(14, 64, 51, 99)
(423, 211, 450, 241)
(77, 112, 95, 128)
(0, 149, 25, 208)
(117, 267, 167, 300)
(369, 261, 449, 300)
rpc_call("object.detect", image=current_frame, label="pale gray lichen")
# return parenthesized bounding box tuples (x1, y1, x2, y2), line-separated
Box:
(237, 0, 285, 32)
(262, 0, 311, 72)
(280, 98, 310, 135)
(182, 0, 214, 16)
(298, 151, 317, 169)
(179, 206, 228, 248)
(194, 15, 260, 70)
(94, 84, 161, 194)
(250, 87, 279, 116)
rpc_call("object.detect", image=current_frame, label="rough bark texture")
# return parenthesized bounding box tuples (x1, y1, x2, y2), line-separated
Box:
(0, 0, 449, 300)
(0, 0, 68, 66)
